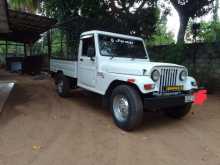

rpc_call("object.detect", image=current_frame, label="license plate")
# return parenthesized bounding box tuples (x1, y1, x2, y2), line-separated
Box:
(164, 86, 183, 92)
(185, 95, 194, 103)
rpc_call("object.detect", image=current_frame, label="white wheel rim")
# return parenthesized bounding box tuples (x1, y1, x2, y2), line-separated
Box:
(113, 95, 129, 122)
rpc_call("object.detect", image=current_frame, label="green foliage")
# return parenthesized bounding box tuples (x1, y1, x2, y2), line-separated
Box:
(168, 0, 214, 43)
(40, 0, 160, 59)
(43, 0, 159, 38)
(146, 4, 175, 47)
(0, 41, 5, 53)
(198, 22, 220, 42)
(169, 0, 214, 18)
(185, 21, 220, 42)
(0, 42, 5, 64)
(8, 0, 39, 12)
(0, 41, 24, 64)
(146, 23, 175, 46)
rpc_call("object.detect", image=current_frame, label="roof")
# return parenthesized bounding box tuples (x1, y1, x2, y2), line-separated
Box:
(0, 0, 57, 43)
(81, 30, 143, 41)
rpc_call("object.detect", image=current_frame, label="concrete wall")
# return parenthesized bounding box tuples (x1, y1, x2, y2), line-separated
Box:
(148, 42, 220, 93)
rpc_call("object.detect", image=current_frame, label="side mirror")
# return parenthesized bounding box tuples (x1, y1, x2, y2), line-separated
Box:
(87, 47, 95, 61)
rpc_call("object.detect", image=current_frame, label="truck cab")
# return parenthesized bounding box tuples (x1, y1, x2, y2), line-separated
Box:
(50, 30, 198, 131)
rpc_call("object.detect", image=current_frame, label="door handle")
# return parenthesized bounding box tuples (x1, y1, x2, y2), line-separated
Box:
(80, 58, 83, 62)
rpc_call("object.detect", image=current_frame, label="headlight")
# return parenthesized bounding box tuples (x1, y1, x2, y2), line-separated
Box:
(179, 70, 187, 81)
(151, 70, 160, 82)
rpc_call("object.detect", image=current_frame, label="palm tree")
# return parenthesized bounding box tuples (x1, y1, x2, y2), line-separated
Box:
(8, 0, 39, 13)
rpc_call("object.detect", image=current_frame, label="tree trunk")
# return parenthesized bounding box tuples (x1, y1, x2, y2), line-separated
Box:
(213, 0, 219, 22)
(177, 16, 189, 43)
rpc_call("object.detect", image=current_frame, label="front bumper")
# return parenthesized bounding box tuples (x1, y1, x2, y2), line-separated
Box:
(143, 94, 193, 109)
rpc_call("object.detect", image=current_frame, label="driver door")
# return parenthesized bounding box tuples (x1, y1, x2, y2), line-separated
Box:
(78, 35, 97, 89)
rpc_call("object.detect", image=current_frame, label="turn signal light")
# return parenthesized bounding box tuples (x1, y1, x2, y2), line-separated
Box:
(144, 84, 154, 90)
(127, 79, 135, 83)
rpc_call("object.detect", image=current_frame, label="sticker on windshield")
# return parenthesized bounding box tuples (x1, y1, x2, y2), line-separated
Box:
(110, 38, 134, 45)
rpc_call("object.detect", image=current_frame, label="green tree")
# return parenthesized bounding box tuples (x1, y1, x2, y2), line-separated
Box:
(8, 0, 39, 12)
(41, 0, 160, 59)
(147, 6, 174, 46)
(185, 21, 220, 42)
(147, 23, 175, 46)
(169, 0, 214, 43)
(43, 0, 159, 38)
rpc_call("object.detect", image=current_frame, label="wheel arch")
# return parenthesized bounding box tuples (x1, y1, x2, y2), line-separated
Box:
(56, 70, 63, 75)
(105, 80, 142, 98)
(107, 80, 144, 131)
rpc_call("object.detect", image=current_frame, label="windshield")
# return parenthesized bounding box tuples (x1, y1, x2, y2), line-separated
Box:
(98, 35, 148, 59)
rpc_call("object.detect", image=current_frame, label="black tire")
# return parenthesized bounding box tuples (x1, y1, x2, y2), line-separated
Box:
(54, 73, 60, 85)
(110, 85, 143, 131)
(166, 103, 192, 119)
(56, 74, 71, 97)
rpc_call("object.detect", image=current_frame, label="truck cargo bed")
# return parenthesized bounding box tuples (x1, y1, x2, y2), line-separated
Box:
(50, 59, 77, 78)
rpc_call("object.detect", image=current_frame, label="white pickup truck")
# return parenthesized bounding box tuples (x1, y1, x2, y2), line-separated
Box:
(50, 30, 198, 131)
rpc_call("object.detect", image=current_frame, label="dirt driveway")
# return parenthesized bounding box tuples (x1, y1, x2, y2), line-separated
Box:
(0, 70, 220, 165)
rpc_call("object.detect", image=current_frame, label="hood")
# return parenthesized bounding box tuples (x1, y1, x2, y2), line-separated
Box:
(101, 58, 183, 76)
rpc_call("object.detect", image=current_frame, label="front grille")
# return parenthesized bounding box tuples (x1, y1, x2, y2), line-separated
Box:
(157, 67, 179, 94)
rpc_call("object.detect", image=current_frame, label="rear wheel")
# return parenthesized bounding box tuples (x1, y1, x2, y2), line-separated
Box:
(165, 103, 192, 119)
(110, 85, 143, 131)
(56, 74, 71, 97)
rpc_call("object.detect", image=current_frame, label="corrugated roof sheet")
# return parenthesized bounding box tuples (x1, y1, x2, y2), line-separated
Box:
(0, 0, 57, 43)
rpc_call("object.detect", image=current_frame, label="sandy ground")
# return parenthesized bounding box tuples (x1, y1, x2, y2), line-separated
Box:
(0, 70, 220, 165)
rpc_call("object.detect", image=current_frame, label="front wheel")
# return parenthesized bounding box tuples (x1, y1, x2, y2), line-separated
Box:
(165, 103, 192, 119)
(110, 85, 143, 131)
